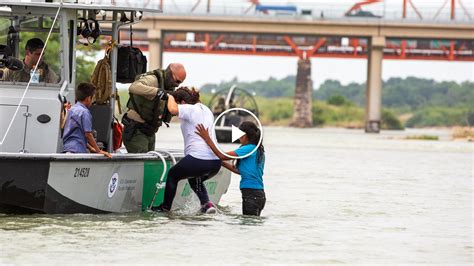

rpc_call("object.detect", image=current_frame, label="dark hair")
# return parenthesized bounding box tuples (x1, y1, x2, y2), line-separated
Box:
(76, 83, 96, 101)
(25, 38, 45, 52)
(237, 121, 265, 165)
(172, 86, 200, 104)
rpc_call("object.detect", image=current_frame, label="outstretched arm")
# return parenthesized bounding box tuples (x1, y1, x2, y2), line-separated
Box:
(195, 123, 237, 161)
(85, 132, 112, 158)
(222, 161, 240, 174)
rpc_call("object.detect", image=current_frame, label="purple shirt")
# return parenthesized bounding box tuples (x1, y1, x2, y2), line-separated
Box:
(63, 102, 92, 153)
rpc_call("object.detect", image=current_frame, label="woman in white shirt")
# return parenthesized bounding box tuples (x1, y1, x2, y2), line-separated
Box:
(153, 87, 220, 213)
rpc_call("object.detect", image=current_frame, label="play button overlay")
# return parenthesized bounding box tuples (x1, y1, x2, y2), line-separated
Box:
(212, 107, 263, 160)
(231, 125, 246, 143)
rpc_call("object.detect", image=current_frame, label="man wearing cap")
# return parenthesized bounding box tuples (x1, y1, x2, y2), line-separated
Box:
(122, 63, 186, 153)
(2, 38, 59, 83)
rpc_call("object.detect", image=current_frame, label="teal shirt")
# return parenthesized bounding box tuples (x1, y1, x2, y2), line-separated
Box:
(235, 144, 265, 190)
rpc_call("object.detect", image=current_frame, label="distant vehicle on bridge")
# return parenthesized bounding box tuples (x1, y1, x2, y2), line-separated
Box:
(345, 10, 382, 18)
(255, 4, 297, 15)
(208, 85, 259, 143)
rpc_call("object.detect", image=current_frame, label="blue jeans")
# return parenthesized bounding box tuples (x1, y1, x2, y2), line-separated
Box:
(162, 155, 221, 210)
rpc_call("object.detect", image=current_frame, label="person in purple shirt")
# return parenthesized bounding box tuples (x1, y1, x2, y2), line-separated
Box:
(63, 82, 111, 158)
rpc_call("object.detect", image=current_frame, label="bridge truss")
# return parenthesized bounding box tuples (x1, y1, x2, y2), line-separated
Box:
(121, 30, 473, 61)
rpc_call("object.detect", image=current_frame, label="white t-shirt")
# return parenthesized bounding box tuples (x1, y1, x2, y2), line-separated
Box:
(178, 103, 219, 160)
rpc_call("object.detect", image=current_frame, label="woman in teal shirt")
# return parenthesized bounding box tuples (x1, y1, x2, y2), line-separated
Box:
(196, 121, 266, 216)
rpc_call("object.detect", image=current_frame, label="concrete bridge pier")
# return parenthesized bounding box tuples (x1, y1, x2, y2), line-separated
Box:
(147, 29, 162, 70)
(365, 36, 385, 133)
(290, 58, 313, 128)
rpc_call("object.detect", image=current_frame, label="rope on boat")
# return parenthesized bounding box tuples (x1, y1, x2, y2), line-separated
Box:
(0, 2, 63, 146)
(146, 150, 175, 210)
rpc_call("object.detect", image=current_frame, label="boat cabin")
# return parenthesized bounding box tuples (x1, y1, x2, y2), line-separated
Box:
(0, 0, 153, 153)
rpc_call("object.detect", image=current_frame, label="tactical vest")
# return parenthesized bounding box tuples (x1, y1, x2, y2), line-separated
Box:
(127, 69, 172, 133)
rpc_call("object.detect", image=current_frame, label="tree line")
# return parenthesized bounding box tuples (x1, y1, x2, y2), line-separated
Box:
(201, 76, 474, 127)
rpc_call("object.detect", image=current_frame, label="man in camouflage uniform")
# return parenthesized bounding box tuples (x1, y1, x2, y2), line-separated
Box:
(122, 63, 186, 153)
(2, 38, 59, 83)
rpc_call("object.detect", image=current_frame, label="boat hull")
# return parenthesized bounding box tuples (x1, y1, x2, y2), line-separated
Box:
(0, 152, 231, 214)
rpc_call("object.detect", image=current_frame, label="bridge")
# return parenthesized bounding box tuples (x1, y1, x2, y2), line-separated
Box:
(122, 0, 473, 132)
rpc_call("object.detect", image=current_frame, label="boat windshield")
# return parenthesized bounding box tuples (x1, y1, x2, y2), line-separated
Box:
(0, 14, 63, 87)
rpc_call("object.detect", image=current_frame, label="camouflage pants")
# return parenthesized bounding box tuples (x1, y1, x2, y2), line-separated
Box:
(123, 126, 156, 153)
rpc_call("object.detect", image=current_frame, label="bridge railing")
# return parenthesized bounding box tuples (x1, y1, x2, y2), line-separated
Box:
(74, 0, 472, 23)
(148, 1, 473, 24)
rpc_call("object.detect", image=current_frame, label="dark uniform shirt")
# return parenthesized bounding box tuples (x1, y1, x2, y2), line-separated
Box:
(1, 62, 59, 83)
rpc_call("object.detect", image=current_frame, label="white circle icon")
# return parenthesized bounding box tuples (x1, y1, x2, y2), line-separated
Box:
(212, 108, 263, 160)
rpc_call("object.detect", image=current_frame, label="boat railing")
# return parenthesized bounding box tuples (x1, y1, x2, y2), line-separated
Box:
(0, 149, 182, 161)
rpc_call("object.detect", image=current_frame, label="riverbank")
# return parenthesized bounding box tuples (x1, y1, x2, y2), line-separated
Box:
(117, 91, 472, 141)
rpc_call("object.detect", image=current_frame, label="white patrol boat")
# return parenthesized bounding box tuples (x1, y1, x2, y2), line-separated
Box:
(0, 0, 231, 214)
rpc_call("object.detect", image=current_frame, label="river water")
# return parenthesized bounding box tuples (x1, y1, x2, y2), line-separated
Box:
(1, 126, 472, 264)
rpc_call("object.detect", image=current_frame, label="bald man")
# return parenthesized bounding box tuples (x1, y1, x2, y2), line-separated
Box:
(123, 63, 186, 153)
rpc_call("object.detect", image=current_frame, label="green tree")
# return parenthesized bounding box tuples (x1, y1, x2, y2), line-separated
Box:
(327, 94, 349, 106)
(0, 18, 9, 44)
(202, 75, 473, 128)
(406, 107, 469, 127)
(75, 44, 102, 84)
(381, 109, 404, 130)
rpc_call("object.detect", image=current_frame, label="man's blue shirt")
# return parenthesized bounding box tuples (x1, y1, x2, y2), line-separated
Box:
(63, 102, 92, 153)
(234, 144, 265, 190)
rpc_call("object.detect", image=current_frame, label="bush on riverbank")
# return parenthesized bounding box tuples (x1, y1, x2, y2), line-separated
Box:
(119, 92, 402, 129)
(382, 110, 404, 130)
(256, 97, 365, 127)
(405, 106, 471, 127)
(312, 101, 364, 127)
(202, 76, 472, 128)
(327, 94, 352, 106)
(405, 135, 439, 141)
(256, 97, 293, 125)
